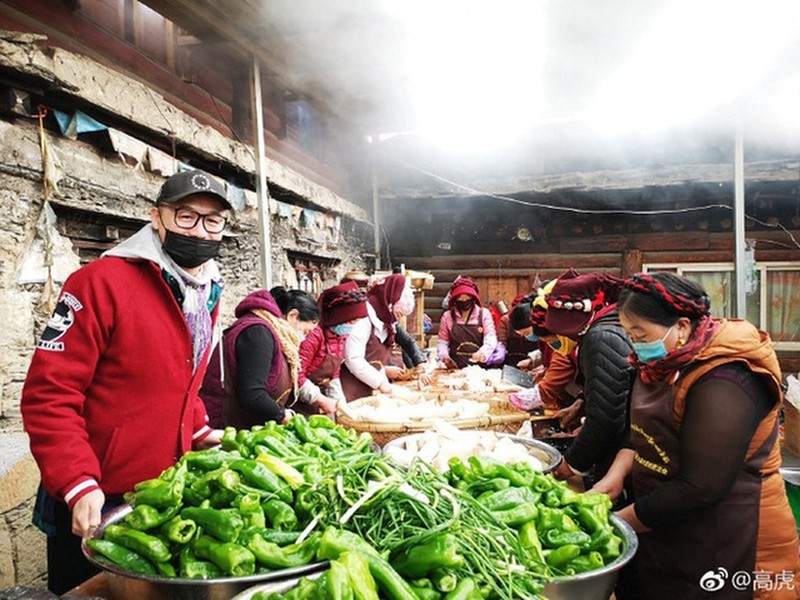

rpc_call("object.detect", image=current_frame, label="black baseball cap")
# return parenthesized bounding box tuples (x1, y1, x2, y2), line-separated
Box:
(156, 170, 232, 210)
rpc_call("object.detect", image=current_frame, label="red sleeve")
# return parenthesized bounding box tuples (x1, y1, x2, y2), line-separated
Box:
(21, 267, 107, 501)
(298, 326, 325, 386)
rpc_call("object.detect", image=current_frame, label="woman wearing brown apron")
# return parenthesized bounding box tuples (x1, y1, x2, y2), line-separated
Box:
(341, 273, 421, 402)
(298, 281, 368, 411)
(436, 276, 498, 369)
(200, 287, 320, 428)
(594, 272, 799, 600)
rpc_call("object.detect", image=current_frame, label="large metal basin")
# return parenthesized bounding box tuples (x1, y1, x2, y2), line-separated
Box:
(382, 430, 562, 473)
(234, 515, 637, 600)
(543, 514, 638, 600)
(81, 504, 327, 600)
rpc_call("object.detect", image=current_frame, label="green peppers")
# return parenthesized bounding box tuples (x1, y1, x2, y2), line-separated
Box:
(124, 504, 179, 531)
(543, 543, 581, 569)
(193, 535, 256, 577)
(467, 455, 531, 487)
(392, 533, 464, 578)
(103, 524, 172, 564)
(160, 515, 197, 545)
(256, 454, 305, 490)
(229, 458, 293, 503)
(327, 559, 355, 600)
(263, 498, 298, 531)
(247, 531, 321, 569)
(180, 506, 244, 543)
(179, 545, 224, 579)
(491, 503, 539, 528)
(518, 520, 545, 564)
(338, 551, 379, 600)
(563, 550, 605, 575)
(85, 538, 157, 575)
(478, 486, 539, 511)
(541, 528, 591, 549)
(443, 577, 481, 600)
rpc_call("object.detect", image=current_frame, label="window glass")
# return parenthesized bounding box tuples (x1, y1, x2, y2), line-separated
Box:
(766, 270, 800, 342)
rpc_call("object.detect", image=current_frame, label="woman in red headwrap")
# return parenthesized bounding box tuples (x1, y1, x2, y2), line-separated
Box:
(340, 273, 424, 401)
(593, 272, 799, 600)
(297, 281, 368, 414)
(436, 276, 499, 369)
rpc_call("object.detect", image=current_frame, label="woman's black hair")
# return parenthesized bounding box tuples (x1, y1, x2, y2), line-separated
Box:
(270, 286, 320, 322)
(509, 302, 532, 331)
(618, 272, 710, 327)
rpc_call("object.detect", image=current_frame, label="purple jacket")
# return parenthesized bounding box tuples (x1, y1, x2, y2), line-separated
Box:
(200, 290, 285, 428)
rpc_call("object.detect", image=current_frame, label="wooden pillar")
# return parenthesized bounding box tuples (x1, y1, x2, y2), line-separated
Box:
(621, 249, 642, 278)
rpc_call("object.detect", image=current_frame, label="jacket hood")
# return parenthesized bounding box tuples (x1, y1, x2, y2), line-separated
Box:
(235, 289, 282, 318)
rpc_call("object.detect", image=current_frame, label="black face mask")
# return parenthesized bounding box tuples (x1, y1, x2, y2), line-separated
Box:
(455, 299, 474, 311)
(162, 230, 221, 269)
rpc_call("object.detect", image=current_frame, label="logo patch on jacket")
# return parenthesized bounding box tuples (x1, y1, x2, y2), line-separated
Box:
(37, 292, 83, 351)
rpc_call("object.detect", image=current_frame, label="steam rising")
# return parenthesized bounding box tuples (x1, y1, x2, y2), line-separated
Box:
(258, 0, 800, 167)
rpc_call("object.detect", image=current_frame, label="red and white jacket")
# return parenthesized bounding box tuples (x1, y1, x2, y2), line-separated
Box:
(21, 256, 217, 509)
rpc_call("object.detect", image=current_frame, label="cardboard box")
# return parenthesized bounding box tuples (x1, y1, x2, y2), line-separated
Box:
(784, 399, 800, 458)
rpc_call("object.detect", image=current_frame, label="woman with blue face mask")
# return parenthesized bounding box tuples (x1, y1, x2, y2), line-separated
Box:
(593, 272, 799, 600)
(297, 281, 368, 411)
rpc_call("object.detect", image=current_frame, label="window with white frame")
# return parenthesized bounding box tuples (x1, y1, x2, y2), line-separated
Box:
(643, 262, 800, 350)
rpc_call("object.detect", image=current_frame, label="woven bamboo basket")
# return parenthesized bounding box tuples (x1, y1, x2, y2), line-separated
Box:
(336, 394, 530, 447)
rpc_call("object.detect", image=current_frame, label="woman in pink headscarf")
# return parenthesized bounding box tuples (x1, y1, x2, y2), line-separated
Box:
(437, 276, 499, 369)
(341, 273, 424, 401)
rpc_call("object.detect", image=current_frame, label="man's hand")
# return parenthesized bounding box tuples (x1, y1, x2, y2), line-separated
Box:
(195, 429, 223, 449)
(442, 357, 458, 370)
(72, 489, 105, 539)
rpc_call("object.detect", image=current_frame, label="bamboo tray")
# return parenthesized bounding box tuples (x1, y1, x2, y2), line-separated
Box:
(336, 394, 529, 446)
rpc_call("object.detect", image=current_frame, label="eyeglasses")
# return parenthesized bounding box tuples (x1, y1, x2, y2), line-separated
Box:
(160, 205, 227, 234)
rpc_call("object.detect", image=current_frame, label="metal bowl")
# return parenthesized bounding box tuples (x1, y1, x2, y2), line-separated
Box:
(543, 514, 639, 600)
(233, 516, 637, 600)
(81, 504, 327, 600)
(382, 430, 562, 473)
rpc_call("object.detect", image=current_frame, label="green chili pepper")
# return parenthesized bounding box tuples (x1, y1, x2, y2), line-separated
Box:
(351, 432, 374, 454)
(338, 551, 379, 600)
(248, 532, 321, 569)
(327, 559, 355, 600)
(431, 569, 457, 593)
(238, 493, 267, 529)
(193, 535, 256, 577)
(180, 506, 244, 543)
(85, 538, 157, 575)
(467, 455, 532, 487)
(127, 462, 187, 509)
(103, 524, 171, 564)
(182, 449, 235, 472)
(443, 577, 481, 600)
(576, 505, 607, 534)
(541, 528, 591, 549)
(530, 472, 556, 493)
(263, 498, 298, 531)
(410, 585, 442, 600)
(543, 544, 581, 569)
(238, 527, 302, 547)
(465, 477, 510, 497)
(160, 515, 197, 544)
(289, 414, 320, 444)
(393, 533, 464, 579)
(179, 546, 221, 579)
(124, 504, 180, 531)
(479, 486, 539, 511)
(589, 527, 622, 561)
(563, 551, 605, 575)
(518, 520, 545, 564)
(256, 454, 305, 489)
(446, 458, 473, 484)
(220, 426, 248, 455)
(491, 503, 539, 527)
(302, 462, 325, 485)
(155, 560, 177, 577)
(229, 458, 293, 502)
(317, 528, 417, 600)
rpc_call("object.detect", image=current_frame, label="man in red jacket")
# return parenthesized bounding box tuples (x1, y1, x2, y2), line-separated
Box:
(21, 170, 231, 593)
